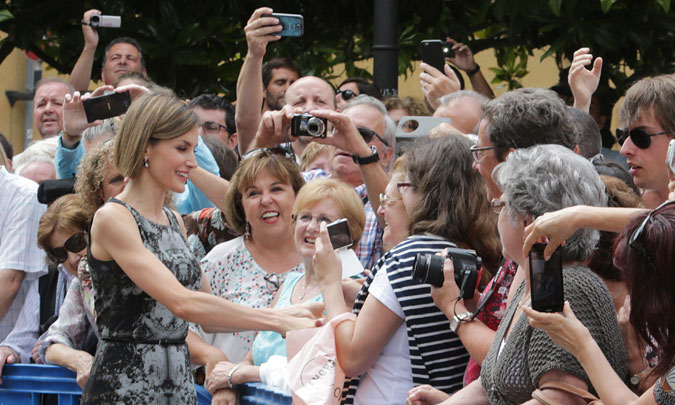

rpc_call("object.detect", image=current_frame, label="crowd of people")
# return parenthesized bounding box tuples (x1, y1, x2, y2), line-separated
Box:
(1, 5, 674, 405)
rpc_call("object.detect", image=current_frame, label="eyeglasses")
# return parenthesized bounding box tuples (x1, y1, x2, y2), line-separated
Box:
(616, 128, 668, 149)
(490, 198, 506, 214)
(292, 213, 335, 226)
(357, 127, 389, 147)
(202, 121, 228, 135)
(396, 181, 414, 194)
(470, 145, 496, 163)
(379, 193, 402, 207)
(629, 200, 675, 266)
(241, 147, 295, 161)
(263, 273, 280, 292)
(336, 89, 357, 101)
(46, 232, 87, 263)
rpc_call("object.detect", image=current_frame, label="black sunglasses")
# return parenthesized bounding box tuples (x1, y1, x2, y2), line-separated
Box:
(336, 89, 357, 101)
(47, 232, 87, 263)
(629, 200, 675, 266)
(357, 127, 389, 147)
(241, 147, 295, 161)
(616, 127, 668, 149)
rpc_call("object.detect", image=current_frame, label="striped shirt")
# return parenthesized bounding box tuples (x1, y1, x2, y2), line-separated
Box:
(342, 234, 469, 404)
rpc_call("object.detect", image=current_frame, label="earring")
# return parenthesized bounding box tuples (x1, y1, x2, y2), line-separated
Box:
(244, 222, 251, 240)
(144, 157, 149, 168)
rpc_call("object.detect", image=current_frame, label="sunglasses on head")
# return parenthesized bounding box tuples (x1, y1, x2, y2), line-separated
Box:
(357, 127, 389, 147)
(241, 147, 295, 161)
(336, 89, 357, 101)
(628, 200, 675, 267)
(616, 127, 668, 149)
(47, 232, 87, 263)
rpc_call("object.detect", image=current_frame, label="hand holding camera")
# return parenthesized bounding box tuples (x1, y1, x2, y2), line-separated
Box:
(413, 248, 482, 299)
(303, 109, 374, 159)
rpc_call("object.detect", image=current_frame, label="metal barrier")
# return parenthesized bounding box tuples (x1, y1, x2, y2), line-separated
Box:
(0, 364, 292, 405)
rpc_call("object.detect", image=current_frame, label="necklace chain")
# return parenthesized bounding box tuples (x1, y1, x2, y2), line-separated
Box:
(298, 276, 318, 301)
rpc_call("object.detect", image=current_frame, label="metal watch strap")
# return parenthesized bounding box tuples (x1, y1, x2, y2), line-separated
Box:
(450, 311, 473, 333)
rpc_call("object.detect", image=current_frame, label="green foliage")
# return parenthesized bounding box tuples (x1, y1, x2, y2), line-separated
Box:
(0, 0, 673, 103)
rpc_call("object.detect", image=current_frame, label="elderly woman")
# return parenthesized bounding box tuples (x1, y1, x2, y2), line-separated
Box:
(206, 178, 366, 393)
(524, 201, 675, 405)
(313, 134, 502, 404)
(36, 141, 123, 388)
(441, 145, 627, 405)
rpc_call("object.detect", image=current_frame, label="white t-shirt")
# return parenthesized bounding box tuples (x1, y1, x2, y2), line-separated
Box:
(353, 265, 413, 405)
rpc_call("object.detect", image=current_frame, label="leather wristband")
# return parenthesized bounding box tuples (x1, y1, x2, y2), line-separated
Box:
(467, 64, 481, 76)
(352, 146, 379, 165)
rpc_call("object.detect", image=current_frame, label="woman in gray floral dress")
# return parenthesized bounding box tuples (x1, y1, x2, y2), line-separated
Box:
(81, 92, 318, 404)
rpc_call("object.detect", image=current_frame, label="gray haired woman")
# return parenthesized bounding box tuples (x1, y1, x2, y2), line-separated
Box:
(442, 144, 627, 405)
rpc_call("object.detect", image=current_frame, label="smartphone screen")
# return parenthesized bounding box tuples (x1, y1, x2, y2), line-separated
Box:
(529, 243, 564, 312)
(262, 13, 303, 37)
(83, 91, 132, 123)
(421, 40, 446, 72)
(327, 218, 352, 250)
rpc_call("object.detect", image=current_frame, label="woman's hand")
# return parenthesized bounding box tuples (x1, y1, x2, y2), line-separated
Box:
(522, 207, 580, 260)
(75, 354, 93, 389)
(206, 361, 238, 394)
(312, 223, 343, 288)
(522, 301, 591, 358)
(419, 62, 461, 110)
(275, 301, 325, 336)
(407, 384, 450, 405)
(211, 388, 237, 405)
(430, 251, 463, 314)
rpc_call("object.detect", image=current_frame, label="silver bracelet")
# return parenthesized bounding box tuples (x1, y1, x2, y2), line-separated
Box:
(227, 364, 243, 389)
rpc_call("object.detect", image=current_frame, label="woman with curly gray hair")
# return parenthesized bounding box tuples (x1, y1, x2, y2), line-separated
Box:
(441, 144, 627, 405)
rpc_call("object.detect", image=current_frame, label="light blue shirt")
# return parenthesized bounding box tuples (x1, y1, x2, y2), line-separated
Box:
(55, 135, 85, 179)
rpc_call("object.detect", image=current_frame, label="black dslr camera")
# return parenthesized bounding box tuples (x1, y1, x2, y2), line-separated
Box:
(291, 114, 328, 138)
(411, 248, 482, 299)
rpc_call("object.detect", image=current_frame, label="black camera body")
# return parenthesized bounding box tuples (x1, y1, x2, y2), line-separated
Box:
(411, 248, 482, 299)
(291, 114, 328, 138)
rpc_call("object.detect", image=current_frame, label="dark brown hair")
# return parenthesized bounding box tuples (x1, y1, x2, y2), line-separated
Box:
(406, 135, 501, 273)
(614, 203, 675, 379)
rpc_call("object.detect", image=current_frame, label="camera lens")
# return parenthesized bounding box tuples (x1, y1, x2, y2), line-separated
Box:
(306, 117, 325, 137)
(90, 14, 101, 26)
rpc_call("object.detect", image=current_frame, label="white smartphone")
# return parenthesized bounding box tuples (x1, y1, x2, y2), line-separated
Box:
(667, 139, 675, 175)
(327, 218, 352, 250)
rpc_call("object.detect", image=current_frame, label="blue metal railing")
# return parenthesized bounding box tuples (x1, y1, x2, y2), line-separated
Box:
(0, 364, 292, 405)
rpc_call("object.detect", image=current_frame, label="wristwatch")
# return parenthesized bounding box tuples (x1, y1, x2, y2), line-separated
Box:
(449, 311, 473, 333)
(352, 145, 379, 165)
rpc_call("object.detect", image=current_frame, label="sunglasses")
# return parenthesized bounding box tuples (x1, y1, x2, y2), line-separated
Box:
(47, 232, 87, 263)
(336, 89, 357, 101)
(629, 200, 675, 266)
(357, 127, 389, 147)
(263, 272, 280, 292)
(241, 147, 295, 161)
(616, 128, 668, 149)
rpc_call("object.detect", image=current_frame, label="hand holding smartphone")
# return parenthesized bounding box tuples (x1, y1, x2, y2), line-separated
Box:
(83, 91, 132, 123)
(327, 218, 352, 250)
(529, 243, 564, 313)
(261, 13, 303, 37)
(421, 40, 455, 72)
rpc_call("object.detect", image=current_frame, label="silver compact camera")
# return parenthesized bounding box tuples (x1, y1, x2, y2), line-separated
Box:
(89, 14, 121, 28)
(291, 114, 327, 138)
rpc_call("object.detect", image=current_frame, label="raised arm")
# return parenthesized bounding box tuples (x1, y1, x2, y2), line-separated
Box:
(235, 8, 282, 154)
(522, 205, 647, 259)
(90, 203, 320, 335)
(568, 47, 603, 113)
(70, 9, 100, 92)
(446, 38, 495, 99)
